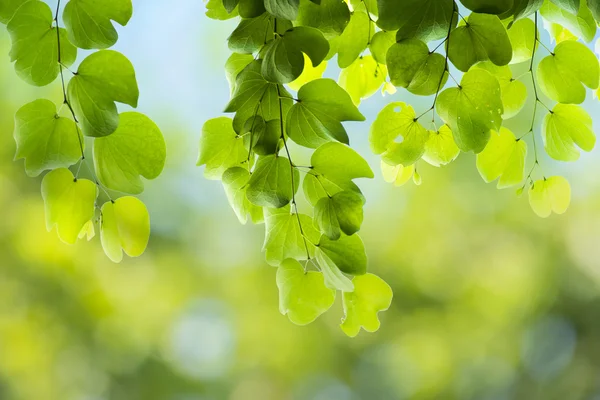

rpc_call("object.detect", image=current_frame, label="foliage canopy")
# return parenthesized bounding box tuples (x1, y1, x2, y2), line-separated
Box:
(2, 0, 600, 336)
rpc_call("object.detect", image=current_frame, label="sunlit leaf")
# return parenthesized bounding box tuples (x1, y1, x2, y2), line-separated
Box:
(436, 68, 503, 153)
(529, 176, 571, 217)
(380, 161, 415, 186)
(340, 273, 393, 337)
(94, 112, 166, 194)
(197, 117, 247, 180)
(100, 196, 150, 263)
(423, 125, 460, 167)
(63, 0, 132, 49)
(542, 104, 595, 161)
(447, 13, 513, 72)
(377, 0, 455, 43)
(246, 155, 299, 208)
(7, 0, 77, 86)
(14, 99, 83, 177)
(276, 258, 335, 325)
(68, 50, 139, 137)
(315, 247, 354, 291)
(387, 39, 448, 96)
(42, 168, 98, 245)
(288, 53, 327, 91)
(314, 190, 364, 239)
(537, 39, 599, 104)
(370, 102, 430, 166)
(263, 206, 320, 265)
(338, 55, 386, 105)
(287, 79, 364, 148)
(476, 128, 527, 189)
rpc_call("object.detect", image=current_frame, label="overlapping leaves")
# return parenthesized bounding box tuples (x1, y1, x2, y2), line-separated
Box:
(2, 0, 164, 263)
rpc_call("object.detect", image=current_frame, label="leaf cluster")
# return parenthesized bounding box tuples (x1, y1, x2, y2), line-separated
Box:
(2, 0, 166, 262)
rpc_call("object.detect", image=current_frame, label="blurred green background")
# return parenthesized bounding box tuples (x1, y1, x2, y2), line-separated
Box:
(2, 2, 600, 399)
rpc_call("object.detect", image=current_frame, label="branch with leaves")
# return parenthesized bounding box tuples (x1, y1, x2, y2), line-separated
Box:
(1, 0, 166, 262)
(201, 0, 600, 335)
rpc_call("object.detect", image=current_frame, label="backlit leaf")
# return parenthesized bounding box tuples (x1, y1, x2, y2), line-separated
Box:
(340, 273, 393, 337)
(42, 168, 98, 245)
(276, 258, 335, 325)
(14, 99, 83, 177)
(100, 196, 150, 263)
(94, 112, 166, 194)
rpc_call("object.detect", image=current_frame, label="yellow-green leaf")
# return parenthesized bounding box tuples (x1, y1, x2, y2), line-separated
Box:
(340, 273, 393, 337)
(41, 168, 98, 245)
(276, 259, 335, 325)
(476, 128, 527, 189)
(528, 176, 571, 218)
(100, 196, 150, 263)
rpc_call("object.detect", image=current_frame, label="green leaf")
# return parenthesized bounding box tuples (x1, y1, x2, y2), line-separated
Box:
(68, 50, 139, 138)
(387, 39, 448, 96)
(238, 0, 266, 18)
(336, 8, 371, 68)
(197, 117, 247, 179)
(315, 248, 354, 291)
(537, 40, 599, 104)
(296, 0, 350, 39)
(228, 14, 271, 54)
(246, 155, 299, 208)
(41, 168, 98, 245)
(504, 0, 544, 20)
(476, 128, 527, 189)
(244, 117, 281, 156)
(381, 161, 415, 186)
(225, 52, 254, 96)
(550, 0, 580, 13)
(93, 112, 166, 194)
(542, 104, 595, 161)
(447, 13, 513, 72)
(205, 0, 239, 20)
(508, 18, 536, 64)
(222, 167, 264, 224)
(276, 258, 336, 325)
(436, 68, 503, 153)
(261, 26, 329, 84)
(369, 102, 430, 166)
(529, 176, 571, 217)
(589, 0, 600, 20)
(0, 0, 27, 23)
(540, 0, 596, 42)
(338, 55, 386, 105)
(302, 173, 363, 206)
(369, 30, 396, 64)
(7, 0, 77, 86)
(14, 99, 83, 177)
(315, 190, 364, 239)
(312, 142, 374, 185)
(377, 0, 455, 43)
(340, 273, 393, 337)
(225, 60, 293, 133)
(63, 0, 132, 49)
(287, 78, 364, 148)
(263, 206, 320, 265)
(319, 233, 367, 275)
(288, 53, 327, 91)
(461, 0, 513, 14)
(474, 61, 527, 119)
(264, 0, 299, 19)
(423, 125, 460, 167)
(100, 196, 150, 263)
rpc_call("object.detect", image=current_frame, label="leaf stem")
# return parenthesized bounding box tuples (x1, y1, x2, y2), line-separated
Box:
(54, 0, 84, 163)
(276, 85, 311, 260)
(417, 2, 457, 124)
